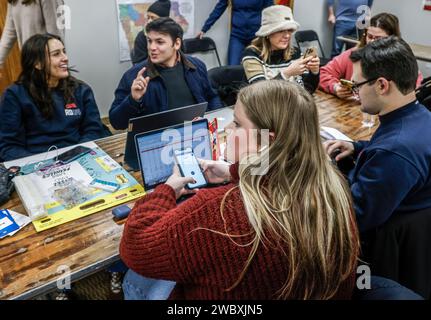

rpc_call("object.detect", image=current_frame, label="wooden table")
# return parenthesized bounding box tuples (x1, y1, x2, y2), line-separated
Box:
(0, 133, 137, 300)
(409, 43, 431, 63)
(335, 37, 431, 63)
(314, 90, 378, 141)
(0, 91, 377, 300)
(336, 35, 360, 46)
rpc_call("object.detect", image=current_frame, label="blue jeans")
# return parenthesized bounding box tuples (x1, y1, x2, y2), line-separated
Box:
(331, 19, 357, 58)
(122, 269, 176, 300)
(228, 35, 252, 65)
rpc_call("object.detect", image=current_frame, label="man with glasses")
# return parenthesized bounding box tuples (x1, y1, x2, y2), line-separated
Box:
(324, 36, 431, 233)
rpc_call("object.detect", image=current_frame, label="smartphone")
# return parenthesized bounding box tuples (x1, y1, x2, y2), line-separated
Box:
(174, 148, 208, 189)
(340, 79, 354, 90)
(303, 47, 318, 59)
(57, 146, 92, 164)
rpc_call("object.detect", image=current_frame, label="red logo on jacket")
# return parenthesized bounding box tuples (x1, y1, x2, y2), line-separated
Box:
(65, 103, 77, 109)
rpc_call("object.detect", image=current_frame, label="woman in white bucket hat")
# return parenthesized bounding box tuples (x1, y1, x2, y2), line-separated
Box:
(242, 5, 320, 93)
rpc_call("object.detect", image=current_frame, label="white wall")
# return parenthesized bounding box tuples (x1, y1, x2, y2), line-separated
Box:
(294, 0, 431, 77)
(293, 0, 333, 59)
(371, 0, 431, 77)
(64, 0, 229, 118)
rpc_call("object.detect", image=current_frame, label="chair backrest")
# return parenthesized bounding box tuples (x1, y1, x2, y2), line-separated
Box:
(295, 29, 319, 43)
(207, 65, 248, 107)
(416, 76, 431, 111)
(295, 29, 327, 60)
(361, 207, 431, 299)
(182, 37, 221, 66)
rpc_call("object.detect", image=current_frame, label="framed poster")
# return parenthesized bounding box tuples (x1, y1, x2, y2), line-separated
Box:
(275, 0, 294, 9)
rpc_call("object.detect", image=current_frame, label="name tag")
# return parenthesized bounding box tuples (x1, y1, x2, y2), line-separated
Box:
(65, 109, 82, 116)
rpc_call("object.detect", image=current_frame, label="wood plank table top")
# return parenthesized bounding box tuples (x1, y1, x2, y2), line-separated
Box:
(334, 38, 431, 63)
(336, 35, 360, 45)
(0, 91, 377, 300)
(409, 43, 431, 63)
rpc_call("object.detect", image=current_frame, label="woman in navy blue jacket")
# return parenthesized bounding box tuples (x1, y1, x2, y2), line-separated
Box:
(0, 34, 106, 161)
(197, 0, 274, 65)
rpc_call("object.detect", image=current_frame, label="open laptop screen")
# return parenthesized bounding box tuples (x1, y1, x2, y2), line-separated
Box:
(135, 119, 212, 191)
(124, 102, 208, 171)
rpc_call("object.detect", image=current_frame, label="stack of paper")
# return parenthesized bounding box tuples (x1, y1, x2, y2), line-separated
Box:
(320, 126, 353, 142)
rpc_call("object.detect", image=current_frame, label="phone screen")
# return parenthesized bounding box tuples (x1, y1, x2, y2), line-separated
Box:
(57, 146, 92, 164)
(303, 47, 317, 59)
(174, 148, 207, 189)
(340, 79, 354, 90)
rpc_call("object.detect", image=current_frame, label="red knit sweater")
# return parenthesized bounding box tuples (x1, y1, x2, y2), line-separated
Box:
(120, 164, 357, 299)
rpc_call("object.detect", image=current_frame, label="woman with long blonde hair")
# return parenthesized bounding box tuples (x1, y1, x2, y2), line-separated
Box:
(120, 80, 359, 300)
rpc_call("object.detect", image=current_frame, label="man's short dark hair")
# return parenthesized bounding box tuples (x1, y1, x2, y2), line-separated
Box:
(350, 36, 418, 95)
(145, 17, 183, 44)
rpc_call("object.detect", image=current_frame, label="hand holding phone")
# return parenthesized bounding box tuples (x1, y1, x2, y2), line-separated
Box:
(303, 47, 318, 59)
(199, 159, 231, 184)
(339, 79, 354, 90)
(174, 148, 208, 189)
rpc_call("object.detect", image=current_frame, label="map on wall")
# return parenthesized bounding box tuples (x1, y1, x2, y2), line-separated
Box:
(116, 0, 195, 62)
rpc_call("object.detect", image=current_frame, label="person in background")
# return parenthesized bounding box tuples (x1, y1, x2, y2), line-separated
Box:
(0, 0, 65, 79)
(242, 5, 320, 94)
(110, 18, 222, 130)
(319, 12, 423, 99)
(120, 80, 359, 300)
(0, 34, 106, 161)
(324, 36, 431, 233)
(197, 0, 274, 65)
(327, 0, 373, 58)
(130, 0, 171, 65)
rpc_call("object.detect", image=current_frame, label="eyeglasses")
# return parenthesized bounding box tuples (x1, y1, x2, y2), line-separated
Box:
(366, 33, 385, 42)
(351, 77, 378, 95)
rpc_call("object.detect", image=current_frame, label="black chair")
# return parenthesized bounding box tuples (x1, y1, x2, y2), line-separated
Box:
(361, 207, 431, 299)
(295, 30, 330, 66)
(182, 37, 222, 67)
(207, 65, 248, 107)
(416, 76, 431, 111)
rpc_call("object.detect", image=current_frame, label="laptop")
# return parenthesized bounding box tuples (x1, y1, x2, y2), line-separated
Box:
(134, 118, 212, 191)
(124, 102, 208, 171)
